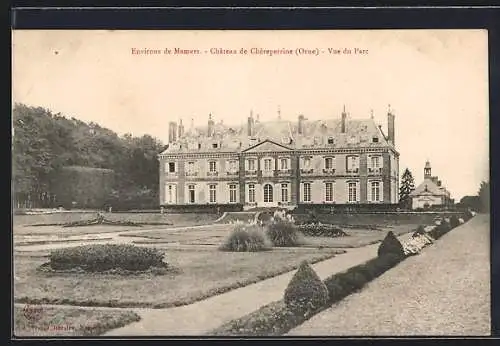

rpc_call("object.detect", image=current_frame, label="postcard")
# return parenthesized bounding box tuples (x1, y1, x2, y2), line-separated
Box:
(12, 28, 490, 337)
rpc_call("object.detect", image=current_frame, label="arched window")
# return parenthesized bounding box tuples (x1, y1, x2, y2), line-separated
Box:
(264, 184, 273, 203)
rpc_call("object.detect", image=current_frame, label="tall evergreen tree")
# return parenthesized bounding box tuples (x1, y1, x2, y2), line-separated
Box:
(399, 168, 415, 209)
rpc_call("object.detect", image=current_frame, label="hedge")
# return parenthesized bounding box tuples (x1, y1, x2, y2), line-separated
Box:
(45, 244, 167, 272)
(208, 214, 474, 336)
(207, 253, 403, 336)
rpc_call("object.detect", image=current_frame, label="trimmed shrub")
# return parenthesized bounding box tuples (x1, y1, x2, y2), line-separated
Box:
(412, 225, 426, 238)
(219, 224, 272, 252)
(266, 212, 303, 247)
(377, 231, 405, 259)
(209, 252, 405, 337)
(298, 224, 348, 238)
(284, 261, 329, 313)
(450, 215, 460, 228)
(430, 219, 452, 240)
(48, 244, 166, 272)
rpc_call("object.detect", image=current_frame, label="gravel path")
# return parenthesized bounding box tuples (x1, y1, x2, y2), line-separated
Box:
(287, 215, 490, 336)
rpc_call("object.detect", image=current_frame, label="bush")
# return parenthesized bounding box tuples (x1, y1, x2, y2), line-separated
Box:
(298, 224, 348, 237)
(377, 231, 405, 259)
(449, 215, 460, 228)
(209, 253, 405, 337)
(412, 225, 426, 238)
(266, 211, 303, 247)
(428, 219, 452, 240)
(284, 261, 329, 313)
(48, 244, 167, 272)
(219, 224, 272, 252)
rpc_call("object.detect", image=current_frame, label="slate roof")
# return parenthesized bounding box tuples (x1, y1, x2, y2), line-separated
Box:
(410, 178, 450, 197)
(160, 112, 396, 154)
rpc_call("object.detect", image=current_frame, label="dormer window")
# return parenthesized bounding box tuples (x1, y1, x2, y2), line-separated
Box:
(327, 137, 334, 144)
(372, 137, 379, 143)
(212, 143, 218, 149)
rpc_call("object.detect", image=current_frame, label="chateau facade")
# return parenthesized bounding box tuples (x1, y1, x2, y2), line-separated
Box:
(158, 107, 400, 210)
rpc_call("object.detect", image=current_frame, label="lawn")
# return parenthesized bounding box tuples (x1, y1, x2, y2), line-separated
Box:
(122, 224, 419, 249)
(14, 247, 343, 309)
(14, 213, 219, 237)
(301, 225, 419, 249)
(13, 305, 140, 337)
(14, 212, 219, 227)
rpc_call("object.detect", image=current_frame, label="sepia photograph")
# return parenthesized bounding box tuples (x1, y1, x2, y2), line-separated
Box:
(11, 29, 490, 337)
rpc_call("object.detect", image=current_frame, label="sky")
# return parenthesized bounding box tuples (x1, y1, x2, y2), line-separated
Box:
(12, 29, 489, 201)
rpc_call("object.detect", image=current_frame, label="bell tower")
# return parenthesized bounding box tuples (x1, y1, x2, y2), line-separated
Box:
(424, 160, 432, 179)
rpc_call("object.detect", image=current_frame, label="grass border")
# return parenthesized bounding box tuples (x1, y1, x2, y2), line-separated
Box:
(206, 215, 474, 336)
(15, 251, 342, 309)
(14, 306, 141, 337)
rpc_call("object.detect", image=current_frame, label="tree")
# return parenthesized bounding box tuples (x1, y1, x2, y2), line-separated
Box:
(399, 168, 415, 209)
(478, 181, 490, 213)
(12, 103, 164, 210)
(458, 195, 481, 211)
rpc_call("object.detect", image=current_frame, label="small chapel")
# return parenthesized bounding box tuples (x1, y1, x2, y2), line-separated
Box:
(409, 161, 453, 210)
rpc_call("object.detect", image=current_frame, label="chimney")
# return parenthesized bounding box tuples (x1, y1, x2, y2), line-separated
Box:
(178, 119, 185, 139)
(247, 110, 255, 137)
(208, 113, 215, 137)
(387, 105, 395, 145)
(298, 114, 305, 135)
(341, 105, 347, 133)
(168, 121, 177, 143)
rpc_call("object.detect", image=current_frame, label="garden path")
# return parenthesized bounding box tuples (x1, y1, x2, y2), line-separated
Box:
(102, 232, 413, 336)
(287, 215, 490, 336)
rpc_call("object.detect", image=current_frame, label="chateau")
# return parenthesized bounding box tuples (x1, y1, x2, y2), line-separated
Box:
(158, 107, 400, 211)
(410, 161, 453, 210)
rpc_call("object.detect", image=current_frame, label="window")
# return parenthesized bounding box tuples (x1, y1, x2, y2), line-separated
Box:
(346, 156, 359, 172)
(303, 183, 311, 202)
(264, 184, 273, 203)
(280, 158, 288, 170)
(281, 184, 289, 202)
(168, 162, 176, 173)
(372, 137, 379, 143)
(348, 182, 357, 202)
(303, 157, 311, 169)
(209, 184, 217, 203)
(325, 182, 334, 202)
(188, 185, 195, 203)
(209, 161, 217, 172)
(187, 161, 195, 173)
(248, 184, 255, 203)
(166, 184, 176, 204)
(264, 158, 273, 171)
(371, 182, 380, 202)
(327, 137, 334, 144)
(198, 143, 201, 149)
(248, 159, 256, 171)
(229, 184, 237, 203)
(212, 143, 218, 148)
(371, 156, 380, 169)
(325, 157, 334, 170)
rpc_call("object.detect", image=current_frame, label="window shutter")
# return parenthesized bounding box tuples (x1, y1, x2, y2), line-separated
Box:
(367, 182, 372, 202)
(379, 181, 383, 202)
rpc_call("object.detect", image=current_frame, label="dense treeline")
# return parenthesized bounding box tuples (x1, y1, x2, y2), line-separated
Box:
(12, 103, 165, 210)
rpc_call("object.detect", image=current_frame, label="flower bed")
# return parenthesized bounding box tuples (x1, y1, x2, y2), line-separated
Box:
(297, 224, 348, 238)
(43, 244, 169, 273)
(208, 214, 476, 336)
(207, 253, 403, 336)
